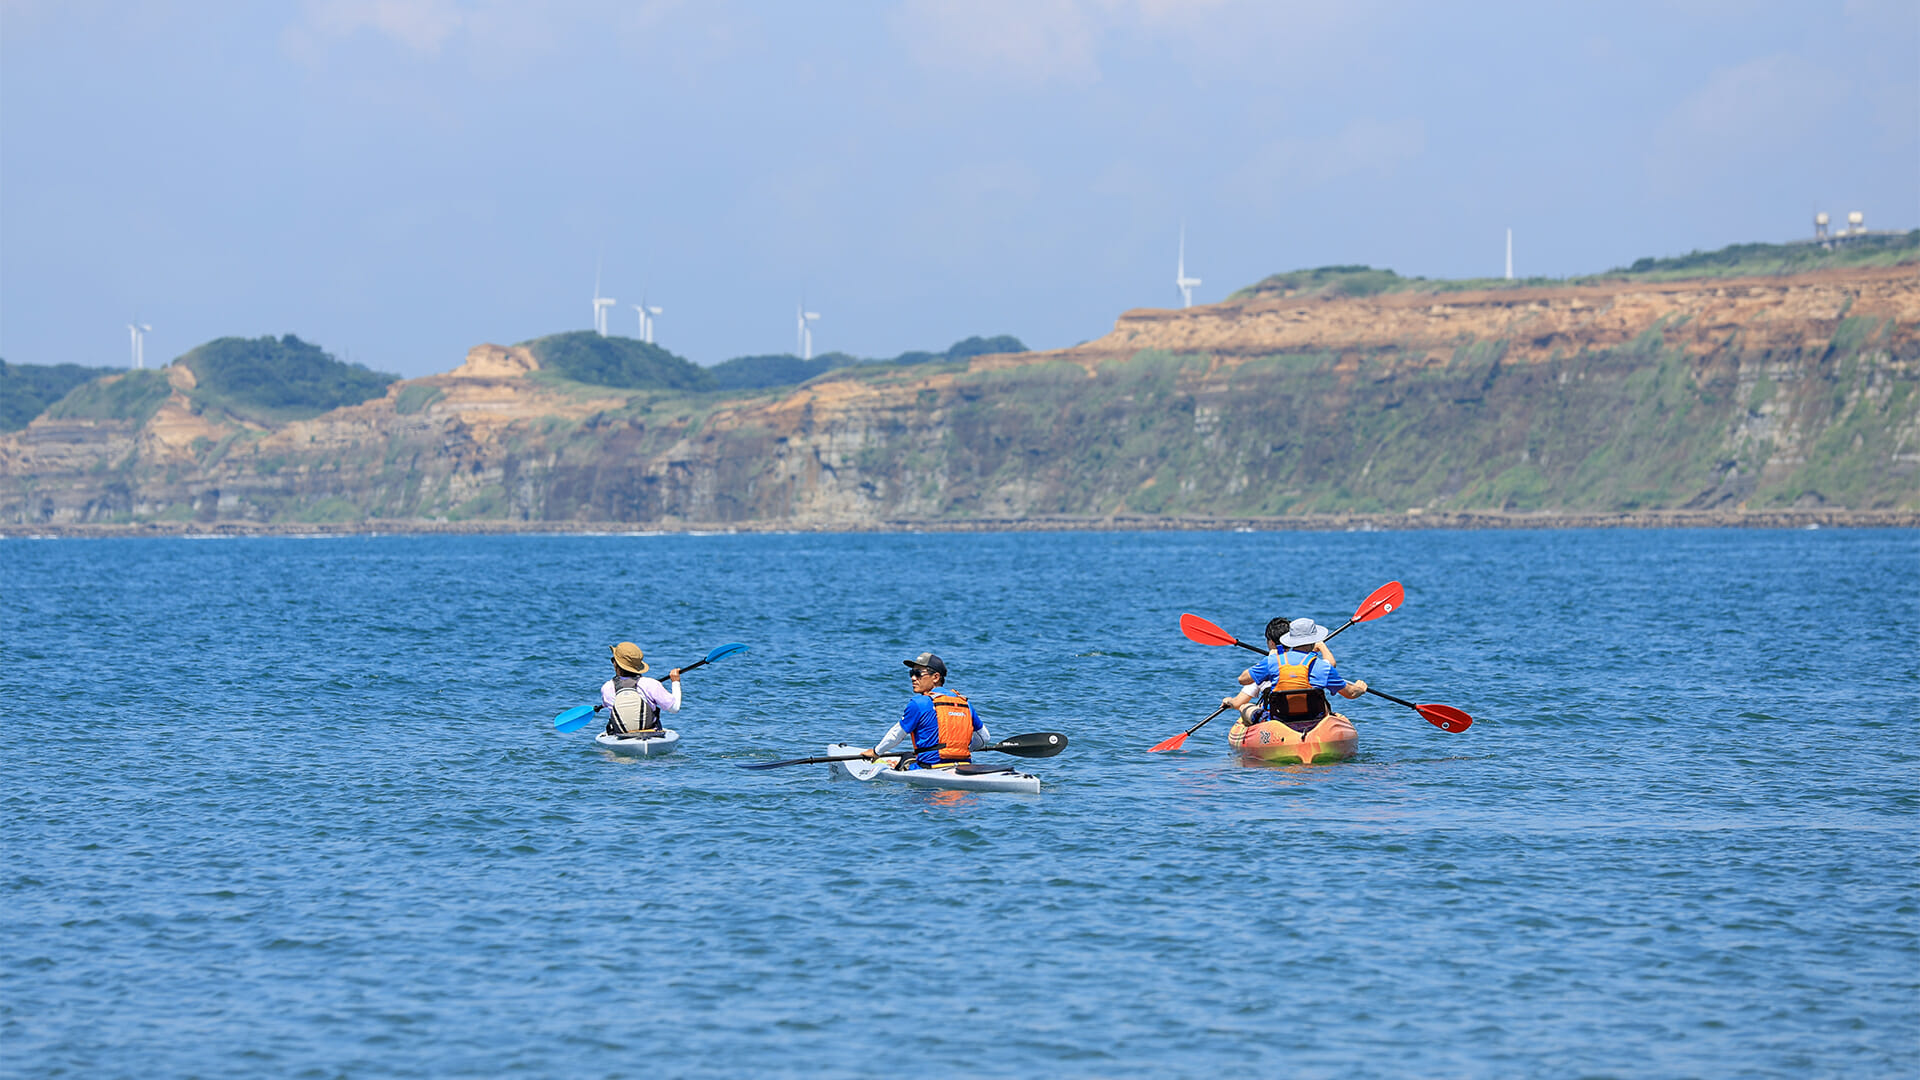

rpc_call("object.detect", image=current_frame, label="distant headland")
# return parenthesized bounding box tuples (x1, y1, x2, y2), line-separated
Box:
(4, 234, 1915, 532)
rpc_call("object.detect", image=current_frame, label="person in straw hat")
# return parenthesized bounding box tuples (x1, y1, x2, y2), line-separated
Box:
(1222, 617, 1367, 727)
(599, 642, 682, 736)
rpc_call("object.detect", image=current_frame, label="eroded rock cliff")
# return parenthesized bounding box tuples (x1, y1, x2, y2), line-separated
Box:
(4, 265, 1915, 526)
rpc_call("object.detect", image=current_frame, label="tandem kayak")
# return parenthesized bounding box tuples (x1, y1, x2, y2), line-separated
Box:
(824, 743, 1043, 793)
(1228, 714, 1358, 764)
(594, 729, 681, 757)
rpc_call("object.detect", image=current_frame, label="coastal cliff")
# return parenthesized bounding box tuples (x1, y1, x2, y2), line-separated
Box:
(5, 263, 1916, 527)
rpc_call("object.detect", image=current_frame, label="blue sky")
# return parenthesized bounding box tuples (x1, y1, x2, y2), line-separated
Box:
(2, 0, 1914, 377)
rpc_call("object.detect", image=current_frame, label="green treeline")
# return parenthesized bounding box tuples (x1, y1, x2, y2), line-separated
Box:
(1233, 232, 1920, 301)
(176, 335, 398, 423)
(528, 331, 1031, 393)
(1, 360, 118, 431)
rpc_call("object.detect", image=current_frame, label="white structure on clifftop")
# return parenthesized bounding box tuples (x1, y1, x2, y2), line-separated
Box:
(592, 264, 615, 336)
(634, 297, 662, 344)
(1176, 227, 1202, 308)
(796, 304, 820, 360)
(127, 322, 152, 368)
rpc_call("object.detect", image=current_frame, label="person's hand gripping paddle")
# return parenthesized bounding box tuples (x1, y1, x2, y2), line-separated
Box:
(1152, 582, 1405, 752)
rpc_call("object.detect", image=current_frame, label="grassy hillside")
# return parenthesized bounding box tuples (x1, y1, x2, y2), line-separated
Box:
(1, 360, 118, 431)
(1233, 232, 1920, 301)
(41, 369, 174, 425)
(708, 354, 838, 391)
(705, 335, 1030, 391)
(522, 332, 715, 392)
(177, 335, 397, 424)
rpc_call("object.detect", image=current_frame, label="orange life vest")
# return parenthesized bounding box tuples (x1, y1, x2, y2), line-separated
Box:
(1261, 649, 1329, 726)
(922, 690, 975, 763)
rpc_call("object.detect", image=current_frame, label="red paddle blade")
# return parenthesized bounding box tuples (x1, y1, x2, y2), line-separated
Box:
(1179, 613, 1238, 647)
(1353, 580, 1404, 623)
(1417, 703, 1472, 732)
(1147, 731, 1190, 753)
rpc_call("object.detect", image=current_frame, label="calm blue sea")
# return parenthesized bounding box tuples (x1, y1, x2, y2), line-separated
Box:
(3, 529, 1916, 1078)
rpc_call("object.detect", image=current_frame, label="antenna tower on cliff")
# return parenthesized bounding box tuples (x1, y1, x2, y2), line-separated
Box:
(127, 322, 152, 368)
(1176, 226, 1202, 308)
(1505, 228, 1513, 280)
(1814, 212, 1830, 241)
(796, 303, 820, 360)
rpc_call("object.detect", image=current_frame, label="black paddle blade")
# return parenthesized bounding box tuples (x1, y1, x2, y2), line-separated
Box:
(985, 732, 1069, 758)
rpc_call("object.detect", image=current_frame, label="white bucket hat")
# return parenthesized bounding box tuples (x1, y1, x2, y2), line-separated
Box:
(1279, 618, 1328, 646)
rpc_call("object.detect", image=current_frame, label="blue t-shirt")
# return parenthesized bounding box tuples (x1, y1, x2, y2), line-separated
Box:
(1246, 648, 1347, 692)
(900, 689, 981, 767)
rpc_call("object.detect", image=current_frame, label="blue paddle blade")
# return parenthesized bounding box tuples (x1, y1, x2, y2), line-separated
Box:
(705, 642, 749, 663)
(552, 705, 597, 733)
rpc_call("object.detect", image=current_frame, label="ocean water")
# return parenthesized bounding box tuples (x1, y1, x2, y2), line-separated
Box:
(2, 529, 1915, 1078)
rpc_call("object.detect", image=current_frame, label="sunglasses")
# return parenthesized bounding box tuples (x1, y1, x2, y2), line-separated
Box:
(909, 669, 935, 678)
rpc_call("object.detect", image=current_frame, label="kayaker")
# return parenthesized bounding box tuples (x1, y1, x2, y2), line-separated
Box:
(1236, 617, 1335, 687)
(600, 641, 682, 736)
(860, 652, 990, 768)
(1225, 618, 1366, 725)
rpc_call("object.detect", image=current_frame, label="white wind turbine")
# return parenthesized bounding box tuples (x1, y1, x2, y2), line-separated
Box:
(592, 264, 615, 336)
(796, 303, 820, 360)
(1176, 226, 1202, 309)
(127, 322, 152, 369)
(634, 293, 663, 344)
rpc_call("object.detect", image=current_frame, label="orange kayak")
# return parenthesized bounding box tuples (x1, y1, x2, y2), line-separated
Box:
(1228, 714, 1359, 764)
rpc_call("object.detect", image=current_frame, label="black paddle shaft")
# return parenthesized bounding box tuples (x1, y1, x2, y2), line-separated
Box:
(1364, 687, 1419, 709)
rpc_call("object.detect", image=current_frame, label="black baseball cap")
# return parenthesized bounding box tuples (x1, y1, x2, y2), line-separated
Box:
(903, 652, 947, 677)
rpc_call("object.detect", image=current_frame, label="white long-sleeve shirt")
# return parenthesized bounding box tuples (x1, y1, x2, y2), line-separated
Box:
(873, 721, 991, 754)
(601, 676, 680, 714)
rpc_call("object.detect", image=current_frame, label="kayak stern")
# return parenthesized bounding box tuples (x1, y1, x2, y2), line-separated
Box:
(1228, 714, 1358, 764)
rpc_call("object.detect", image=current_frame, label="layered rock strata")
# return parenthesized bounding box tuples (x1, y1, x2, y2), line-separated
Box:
(4, 265, 1915, 526)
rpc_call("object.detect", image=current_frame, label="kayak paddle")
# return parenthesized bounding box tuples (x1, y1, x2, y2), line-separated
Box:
(675, 641, 749, 678)
(1179, 581, 1404, 654)
(1365, 688, 1472, 732)
(1324, 580, 1403, 640)
(1178, 614, 1265, 654)
(737, 731, 1070, 770)
(1147, 703, 1232, 753)
(1158, 583, 1406, 750)
(552, 642, 750, 733)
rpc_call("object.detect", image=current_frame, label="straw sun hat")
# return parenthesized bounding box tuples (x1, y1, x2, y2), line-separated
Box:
(610, 641, 650, 675)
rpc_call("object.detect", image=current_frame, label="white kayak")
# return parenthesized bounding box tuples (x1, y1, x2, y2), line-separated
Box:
(824, 743, 1042, 793)
(594, 729, 681, 757)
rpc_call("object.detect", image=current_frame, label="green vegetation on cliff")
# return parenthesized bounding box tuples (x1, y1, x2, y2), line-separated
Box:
(1233, 232, 1920, 301)
(177, 335, 397, 424)
(708, 354, 836, 391)
(705, 335, 1030, 391)
(1, 360, 118, 431)
(523, 332, 715, 392)
(41, 369, 174, 425)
